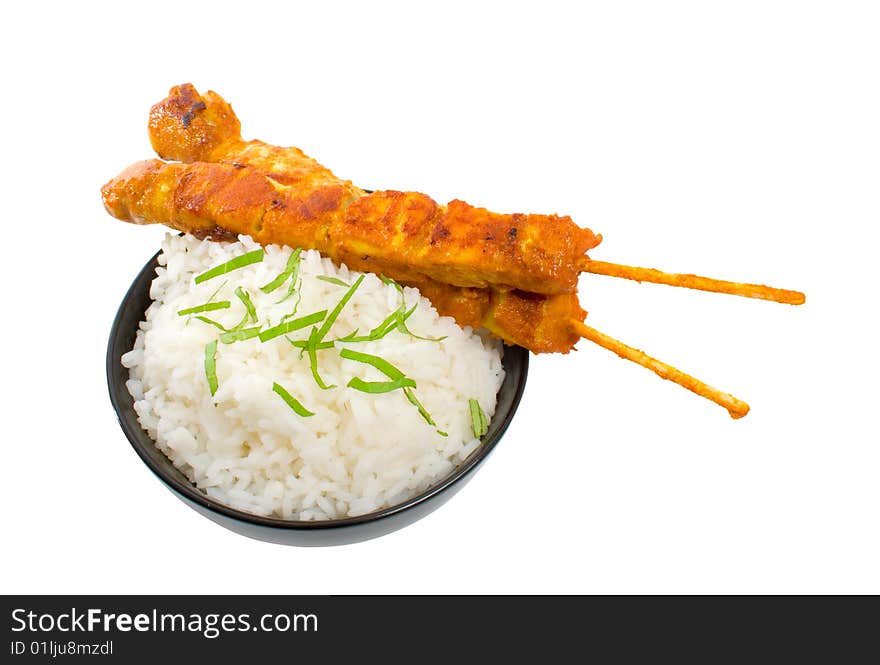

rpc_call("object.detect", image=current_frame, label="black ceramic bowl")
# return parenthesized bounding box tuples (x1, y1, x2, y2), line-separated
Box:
(107, 247, 528, 546)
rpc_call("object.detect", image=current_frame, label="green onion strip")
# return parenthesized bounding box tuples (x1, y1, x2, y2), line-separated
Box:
(259, 310, 327, 343)
(347, 376, 416, 393)
(334, 291, 411, 344)
(372, 276, 446, 342)
(186, 280, 229, 329)
(220, 327, 262, 344)
(341, 349, 416, 393)
(339, 348, 408, 381)
(469, 398, 488, 438)
(306, 327, 335, 389)
(205, 278, 229, 304)
(277, 275, 300, 304)
(280, 291, 303, 323)
(279, 251, 304, 305)
(380, 275, 404, 293)
(287, 337, 334, 351)
(194, 249, 264, 284)
(397, 315, 447, 342)
(316, 275, 350, 287)
(339, 348, 444, 435)
(177, 301, 231, 316)
(194, 316, 229, 332)
(272, 382, 314, 417)
(260, 249, 302, 294)
(304, 275, 365, 388)
(204, 340, 219, 396)
(234, 286, 258, 324)
(404, 388, 447, 436)
(314, 275, 365, 341)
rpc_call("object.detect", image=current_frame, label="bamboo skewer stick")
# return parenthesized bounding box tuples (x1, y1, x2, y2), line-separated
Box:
(580, 259, 805, 305)
(570, 319, 751, 419)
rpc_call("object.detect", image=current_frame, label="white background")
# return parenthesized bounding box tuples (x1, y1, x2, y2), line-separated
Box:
(2, 1, 877, 594)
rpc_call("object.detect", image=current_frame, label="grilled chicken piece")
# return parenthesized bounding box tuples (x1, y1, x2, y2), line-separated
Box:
(147, 83, 601, 295)
(102, 158, 586, 353)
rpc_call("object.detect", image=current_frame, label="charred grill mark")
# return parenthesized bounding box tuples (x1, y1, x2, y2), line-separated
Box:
(430, 224, 451, 245)
(191, 225, 239, 242)
(173, 170, 197, 210)
(181, 101, 207, 128)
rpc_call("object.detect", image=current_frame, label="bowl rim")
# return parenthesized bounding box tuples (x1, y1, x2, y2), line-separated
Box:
(107, 245, 528, 532)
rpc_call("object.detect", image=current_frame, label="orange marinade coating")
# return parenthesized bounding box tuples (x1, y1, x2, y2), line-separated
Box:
(102, 158, 585, 353)
(148, 83, 601, 295)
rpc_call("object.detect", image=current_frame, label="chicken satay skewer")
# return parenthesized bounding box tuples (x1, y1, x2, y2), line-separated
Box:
(102, 159, 589, 353)
(105, 83, 806, 416)
(580, 259, 805, 305)
(101, 158, 801, 355)
(149, 86, 600, 297)
(149, 84, 805, 307)
(103, 159, 752, 415)
(570, 319, 750, 418)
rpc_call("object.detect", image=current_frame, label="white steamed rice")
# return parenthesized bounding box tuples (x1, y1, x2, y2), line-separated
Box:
(122, 234, 504, 520)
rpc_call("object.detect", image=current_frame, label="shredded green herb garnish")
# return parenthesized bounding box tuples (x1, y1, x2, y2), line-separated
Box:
(258, 310, 327, 342)
(380, 275, 404, 293)
(334, 313, 398, 343)
(287, 337, 335, 351)
(335, 297, 412, 343)
(374, 305, 414, 339)
(260, 248, 302, 295)
(379, 278, 445, 341)
(350, 277, 444, 343)
(219, 326, 262, 344)
(177, 301, 231, 316)
(339, 348, 408, 381)
(272, 382, 315, 417)
(404, 388, 446, 436)
(277, 273, 299, 304)
(204, 340, 219, 396)
(186, 280, 229, 327)
(339, 348, 441, 432)
(335, 314, 444, 433)
(205, 278, 229, 303)
(194, 249, 264, 284)
(306, 327, 336, 389)
(335, 328, 361, 342)
(314, 275, 364, 342)
(234, 286, 258, 324)
(302, 275, 365, 388)
(216, 286, 257, 334)
(278, 251, 304, 303)
(398, 320, 447, 342)
(469, 398, 481, 436)
(397, 305, 447, 342)
(186, 256, 452, 429)
(280, 292, 302, 323)
(194, 316, 230, 332)
(469, 398, 489, 437)
(316, 275, 351, 287)
(347, 376, 417, 393)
